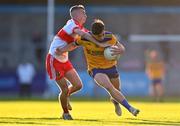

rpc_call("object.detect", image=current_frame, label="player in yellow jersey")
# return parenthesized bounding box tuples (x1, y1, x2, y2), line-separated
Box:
(145, 50, 165, 102)
(56, 19, 140, 116)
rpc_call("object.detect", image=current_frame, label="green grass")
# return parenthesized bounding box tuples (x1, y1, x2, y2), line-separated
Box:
(0, 100, 180, 126)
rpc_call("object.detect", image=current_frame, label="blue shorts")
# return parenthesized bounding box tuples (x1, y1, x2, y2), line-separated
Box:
(89, 66, 119, 79)
(152, 79, 162, 85)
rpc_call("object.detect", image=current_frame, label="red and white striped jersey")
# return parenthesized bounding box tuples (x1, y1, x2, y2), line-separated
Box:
(48, 19, 87, 63)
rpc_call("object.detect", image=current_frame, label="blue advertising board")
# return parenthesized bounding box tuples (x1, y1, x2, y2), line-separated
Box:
(0, 72, 46, 94)
(0, 71, 150, 97)
(74, 71, 150, 97)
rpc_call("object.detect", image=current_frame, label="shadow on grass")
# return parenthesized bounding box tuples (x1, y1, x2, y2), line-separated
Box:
(123, 118, 180, 126)
(0, 117, 59, 125)
(0, 117, 99, 125)
(0, 117, 180, 125)
(75, 118, 180, 126)
(0, 117, 98, 121)
(0, 121, 56, 125)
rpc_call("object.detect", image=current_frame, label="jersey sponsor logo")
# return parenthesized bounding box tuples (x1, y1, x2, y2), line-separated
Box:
(86, 49, 103, 56)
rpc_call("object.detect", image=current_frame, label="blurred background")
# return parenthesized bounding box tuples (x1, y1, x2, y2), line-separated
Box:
(0, 0, 180, 99)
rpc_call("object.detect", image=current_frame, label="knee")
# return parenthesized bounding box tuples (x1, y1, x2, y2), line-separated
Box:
(61, 87, 69, 95)
(74, 83, 82, 91)
(104, 85, 113, 92)
(76, 83, 83, 90)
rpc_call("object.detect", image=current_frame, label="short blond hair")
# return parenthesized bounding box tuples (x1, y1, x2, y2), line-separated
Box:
(69, 5, 85, 18)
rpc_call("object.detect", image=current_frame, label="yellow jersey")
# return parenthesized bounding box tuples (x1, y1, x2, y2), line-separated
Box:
(76, 31, 118, 71)
(146, 61, 165, 79)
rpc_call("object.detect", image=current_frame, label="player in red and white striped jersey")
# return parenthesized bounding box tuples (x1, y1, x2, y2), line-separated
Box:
(46, 5, 108, 120)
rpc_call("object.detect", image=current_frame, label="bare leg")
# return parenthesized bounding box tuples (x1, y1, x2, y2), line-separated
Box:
(94, 73, 125, 102)
(155, 83, 164, 101)
(110, 77, 122, 116)
(110, 77, 121, 101)
(110, 77, 121, 90)
(94, 73, 139, 116)
(56, 78, 69, 114)
(65, 68, 83, 96)
(64, 69, 83, 110)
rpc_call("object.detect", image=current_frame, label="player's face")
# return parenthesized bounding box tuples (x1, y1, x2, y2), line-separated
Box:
(150, 51, 158, 59)
(76, 9, 87, 24)
(94, 31, 105, 41)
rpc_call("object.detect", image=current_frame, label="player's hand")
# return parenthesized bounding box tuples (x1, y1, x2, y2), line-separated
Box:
(111, 45, 125, 56)
(55, 48, 63, 55)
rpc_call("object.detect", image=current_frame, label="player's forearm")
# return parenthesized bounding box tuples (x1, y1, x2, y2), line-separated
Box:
(66, 43, 78, 51)
(83, 33, 101, 45)
(55, 43, 77, 55)
(74, 29, 109, 47)
(83, 32, 112, 47)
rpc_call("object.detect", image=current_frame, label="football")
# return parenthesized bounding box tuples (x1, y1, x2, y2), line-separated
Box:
(104, 46, 121, 60)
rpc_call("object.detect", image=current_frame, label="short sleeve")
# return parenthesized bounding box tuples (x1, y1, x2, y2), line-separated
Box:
(108, 34, 118, 45)
(63, 20, 79, 34)
(112, 34, 118, 43)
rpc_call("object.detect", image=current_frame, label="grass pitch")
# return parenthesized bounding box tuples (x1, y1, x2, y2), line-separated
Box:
(0, 99, 180, 126)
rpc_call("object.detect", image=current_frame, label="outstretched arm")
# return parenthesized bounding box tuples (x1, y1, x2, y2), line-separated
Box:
(55, 42, 78, 55)
(74, 29, 110, 47)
